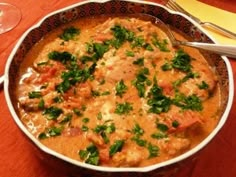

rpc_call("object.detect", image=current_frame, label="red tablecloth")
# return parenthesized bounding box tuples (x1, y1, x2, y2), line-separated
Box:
(0, 0, 236, 177)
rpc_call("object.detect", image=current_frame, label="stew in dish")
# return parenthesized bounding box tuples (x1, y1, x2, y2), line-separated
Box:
(16, 15, 221, 167)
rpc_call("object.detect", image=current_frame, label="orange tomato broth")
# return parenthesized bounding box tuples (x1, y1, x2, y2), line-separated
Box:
(16, 15, 221, 167)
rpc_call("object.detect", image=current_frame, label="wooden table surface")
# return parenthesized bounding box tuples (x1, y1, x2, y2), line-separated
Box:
(0, 0, 236, 177)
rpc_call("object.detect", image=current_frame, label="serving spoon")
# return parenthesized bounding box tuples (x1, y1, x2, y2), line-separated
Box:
(140, 13, 236, 58)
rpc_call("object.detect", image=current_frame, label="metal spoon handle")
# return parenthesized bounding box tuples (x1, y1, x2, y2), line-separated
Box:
(179, 41, 236, 58)
(201, 22, 236, 40)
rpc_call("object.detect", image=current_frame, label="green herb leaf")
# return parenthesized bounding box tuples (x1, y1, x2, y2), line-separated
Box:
(171, 49, 192, 72)
(73, 108, 83, 117)
(110, 25, 135, 48)
(59, 26, 80, 41)
(28, 91, 42, 99)
(48, 51, 76, 65)
(53, 96, 64, 103)
(131, 135, 147, 147)
(79, 144, 99, 166)
(197, 81, 209, 90)
(114, 102, 133, 115)
(97, 112, 103, 120)
(131, 36, 145, 48)
(132, 67, 150, 98)
(43, 106, 63, 120)
(161, 63, 172, 71)
(132, 123, 144, 136)
(133, 57, 144, 66)
(147, 143, 159, 158)
(109, 140, 125, 156)
(38, 99, 45, 109)
(115, 79, 128, 97)
(59, 114, 72, 124)
(172, 92, 203, 111)
(152, 34, 170, 52)
(126, 50, 135, 57)
(172, 120, 180, 128)
(151, 132, 168, 139)
(82, 117, 90, 123)
(38, 126, 63, 139)
(156, 123, 169, 132)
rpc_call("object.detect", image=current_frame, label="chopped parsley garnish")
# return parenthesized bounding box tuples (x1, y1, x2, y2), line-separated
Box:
(173, 92, 203, 111)
(133, 57, 144, 66)
(172, 120, 180, 128)
(101, 91, 111, 96)
(157, 123, 169, 132)
(59, 26, 80, 41)
(115, 79, 128, 97)
(152, 34, 170, 52)
(173, 72, 199, 88)
(109, 140, 125, 156)
(144, 43, 154, 51)
(85, 42, 94, 54)
(93, 123, 115, 134)
(92, 43, 110, 59)
(82, 117, 90, 123)
(151, 132, 167, 139)
(56, 64, 96, 93)
(132, 123, 144, 136)
(93, 123, 115, 144)
(73, 108, 83, 117)
(151, 122, 169, 139)
(132, 67, 150, 97)
(59, 114, 72, 124)
(110, 25, 135, 48)
(48, 51, 76, 65)
(38, 126, 62, 139)
(131, 123, 147, 147)
(114, 102, 133, 115)
(92, 90, 111, 97)
(53, 96, 64, 103)
(161, 62, 172, 71)
(43, 106, 63, 120)
(147, 80, 172, 114)
(91, 90, 100, 97)
(147, 143, 159, 158)
(126, 50, 135, 57)
(82, 125, 89, 132)
(38, 99, 45, 109)
(28, 91, 42, 99)
(171, 49, 192, 72)
(79, 144, 99, 166)
(198, 81, 209, 90)
(134, 82, 146, 98)
(97, 112, 103, 120)
(131, 135, 147, 147)
(131, 36, 145, 48)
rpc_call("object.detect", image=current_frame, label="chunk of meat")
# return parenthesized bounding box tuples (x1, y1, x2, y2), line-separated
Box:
(112, 146, 144, 167)
(87, 132, 106, 148)
(161, 137, 191, 156)
(99, 148, 110, 165)
(168, 111, 202, 133)
(63, 127, 82, 137)
(179, 62, 218, 100)
(158, 80, 174, 96)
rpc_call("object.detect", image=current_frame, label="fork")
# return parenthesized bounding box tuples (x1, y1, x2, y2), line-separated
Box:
(143, 13, 236, 58)
(166, 0, 236, 39)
